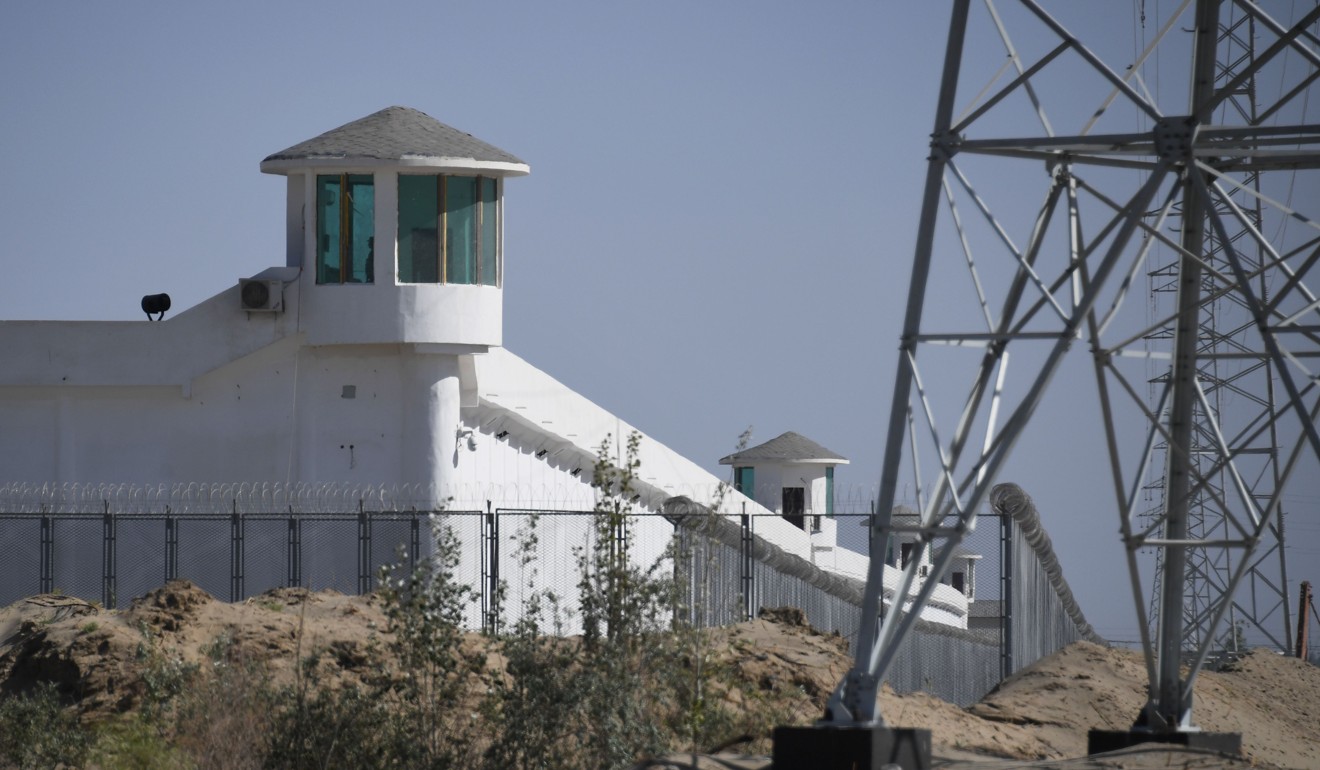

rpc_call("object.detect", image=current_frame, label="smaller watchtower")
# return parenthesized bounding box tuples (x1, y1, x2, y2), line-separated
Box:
(720, 431, 848, 535)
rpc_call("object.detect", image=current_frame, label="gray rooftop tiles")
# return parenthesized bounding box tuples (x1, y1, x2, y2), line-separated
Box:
(719, 431, 848, 465)
(263, 106, 525, 167)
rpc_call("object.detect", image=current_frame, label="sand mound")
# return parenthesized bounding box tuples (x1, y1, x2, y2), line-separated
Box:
(0, 581, 392, 717)
(968, 641, 1320, 768)
(2, 587, 1317, 768)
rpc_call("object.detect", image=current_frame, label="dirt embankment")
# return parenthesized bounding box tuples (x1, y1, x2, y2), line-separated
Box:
(2, 583, 1318, 769)
(0, 583, 387, 718)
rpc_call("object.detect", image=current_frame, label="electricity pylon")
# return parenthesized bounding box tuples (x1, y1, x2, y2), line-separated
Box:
(1143, 5, 1296, 657)
(821, 0, 1320, 745)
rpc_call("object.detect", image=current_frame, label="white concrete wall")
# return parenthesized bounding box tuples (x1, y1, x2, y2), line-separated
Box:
(467, 349, 817, 556)
(0, 280, 301, 390)
(457, 349, 969, 626)
(0, 277, 967, 629)
(0, 339, 457, 486)
(0, 338, 299, 483)
(0, 330, 968, 627)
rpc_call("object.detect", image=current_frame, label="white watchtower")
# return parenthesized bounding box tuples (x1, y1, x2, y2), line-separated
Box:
(260, 105, 528, 347)
(260, 107, 529, 491)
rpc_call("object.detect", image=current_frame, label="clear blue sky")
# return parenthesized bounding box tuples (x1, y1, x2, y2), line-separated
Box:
(3, 2, 1317, 648)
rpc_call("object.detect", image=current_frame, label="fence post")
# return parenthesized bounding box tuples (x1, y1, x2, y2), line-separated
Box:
(164, 509, 178, 583)
(1000, 510, 1014, 682)
(869, 500, 883, 622)
(669, 517, 690, 629)
(740, 502, 753, 622)
(286, 507, 302, 588)
(480, 507, 487, 632)
(409, 510, 420, 575)
(615, 504, 628, 570)
(357, 500, 371, 595)
(867, 499, 875, 564)
(230, 501, 245, 602)
(102, 501, 117, 609)
(40, 511, 54, 595)
(482, 502, 500, 634)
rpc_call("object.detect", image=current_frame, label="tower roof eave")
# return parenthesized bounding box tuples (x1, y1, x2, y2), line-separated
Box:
(260, 156, 530, 176)
(260, 106, 529, 177)
(718, 431, 849, 465)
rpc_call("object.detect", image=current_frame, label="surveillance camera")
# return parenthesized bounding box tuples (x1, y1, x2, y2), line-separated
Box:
(467, 434, 478, 452)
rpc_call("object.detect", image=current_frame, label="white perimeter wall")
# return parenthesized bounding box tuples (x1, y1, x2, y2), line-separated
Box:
(0, 297, 969, 628)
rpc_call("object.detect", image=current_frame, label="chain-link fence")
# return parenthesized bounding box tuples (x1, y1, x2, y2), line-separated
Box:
(991, 483, 1104, 672)
(0, 509, 435, 608)
(0, 482, 1098, 706)
(665, 485, 1102, 706)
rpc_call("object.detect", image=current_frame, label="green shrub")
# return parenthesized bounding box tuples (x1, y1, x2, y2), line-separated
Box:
(264, 675, 396, 770)
(134, 624, 200, 727)
(483, 513, 581, 770)
(264, 517, 485, 770)
(483, 433, 678, 770)
(173, 631, 272, 770)
(87, 717, 187, 770)
(0, 682, 91, 770)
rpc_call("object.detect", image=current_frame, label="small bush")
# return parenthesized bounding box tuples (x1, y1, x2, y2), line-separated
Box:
(264, 518, 486, 770)
(264, 676, 397, 770)
(134, 624, 200, 726)
(174, 633, 272, 770)
(87, 717, 187, 770)
(483, 514, 581, 769)
(0, 682, 91, 770)
(483, 433, 677, 770)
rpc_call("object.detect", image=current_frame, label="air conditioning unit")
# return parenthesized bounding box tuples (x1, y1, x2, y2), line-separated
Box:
(239, 279, 283, 312)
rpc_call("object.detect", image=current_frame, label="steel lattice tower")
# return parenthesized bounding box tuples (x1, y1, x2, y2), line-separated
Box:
(1143, 6, 1295, 656)
(822, 0, 1320, 736)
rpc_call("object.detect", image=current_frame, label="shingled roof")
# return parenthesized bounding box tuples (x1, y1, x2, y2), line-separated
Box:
(260, 106, 528, 175)
(718, 431, 849, 465)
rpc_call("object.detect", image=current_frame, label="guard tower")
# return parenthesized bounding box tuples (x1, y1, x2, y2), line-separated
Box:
(260, 107, 529, 491)
(720, 431, 848, 541)
(260, 106, 528, 347)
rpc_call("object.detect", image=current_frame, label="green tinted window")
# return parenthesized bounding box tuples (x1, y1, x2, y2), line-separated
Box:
(395, 174, 498, 285)
(398, 175, 439, 283)
(346, 175, 374, 284)
(316, 174, 374, 284)
(446, 177, 477, 284)
(734, 467, 754, 497)
(316, 175, 340, 284)
(480, 178, 498, 286)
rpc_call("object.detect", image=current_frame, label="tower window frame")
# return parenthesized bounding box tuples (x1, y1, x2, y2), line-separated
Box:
(397, 174, 500, 286)
(316, 174, 375, 285)
(733, 467, 755, 498)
